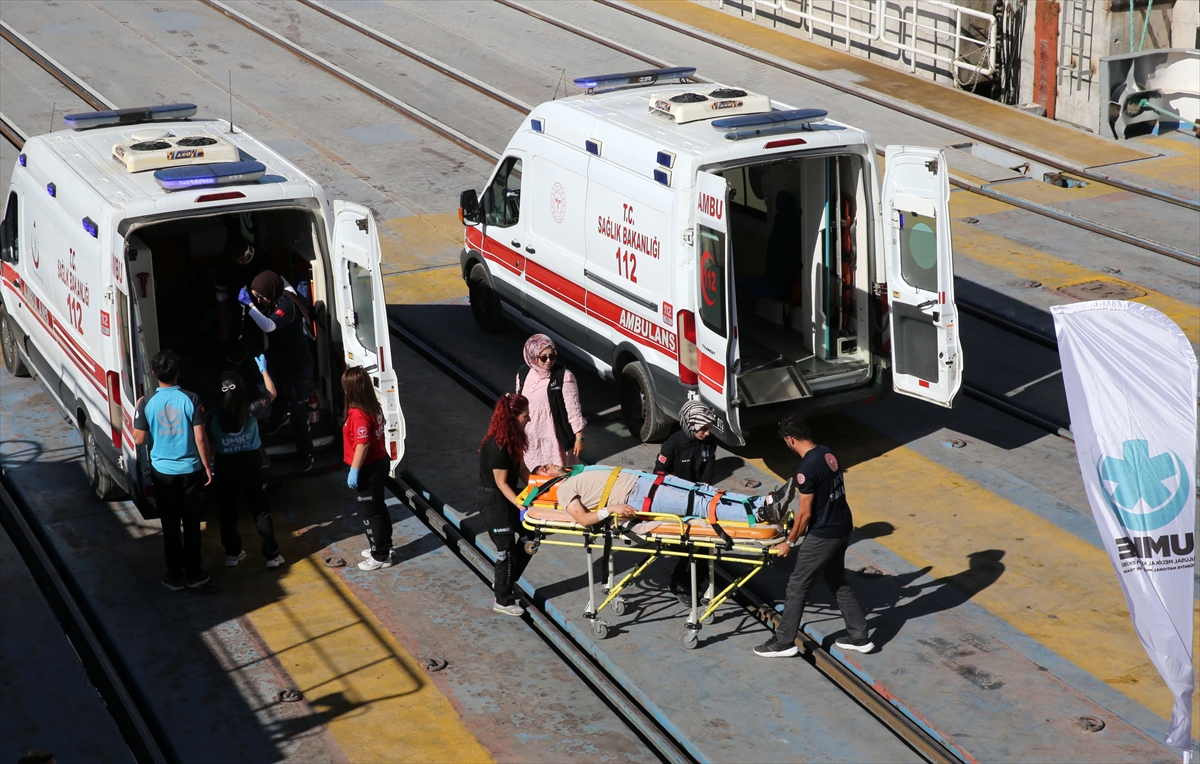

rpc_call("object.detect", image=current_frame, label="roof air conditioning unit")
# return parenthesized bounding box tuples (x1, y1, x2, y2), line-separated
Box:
(648, 88, 772, 124)
(112, 134, 240, 173)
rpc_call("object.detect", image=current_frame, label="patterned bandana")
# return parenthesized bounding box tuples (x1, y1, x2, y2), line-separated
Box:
(678, 400, 717, 436)
(523, 333, 556, 368)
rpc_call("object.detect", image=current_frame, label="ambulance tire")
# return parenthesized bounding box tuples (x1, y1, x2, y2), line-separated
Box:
(620, 362, 671, 443)
(84, 425, 126, 502)
(1, 305, 30, 377)
(467, 263, 505, 334)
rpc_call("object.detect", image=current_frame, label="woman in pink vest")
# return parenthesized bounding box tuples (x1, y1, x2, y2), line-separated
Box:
(515, 334, 587, 474)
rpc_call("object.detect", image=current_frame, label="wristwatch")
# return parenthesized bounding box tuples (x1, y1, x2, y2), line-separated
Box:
(787, 539, 801, 548)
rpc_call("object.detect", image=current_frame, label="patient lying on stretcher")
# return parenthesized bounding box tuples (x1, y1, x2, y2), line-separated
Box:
(547, 466, 794, 527)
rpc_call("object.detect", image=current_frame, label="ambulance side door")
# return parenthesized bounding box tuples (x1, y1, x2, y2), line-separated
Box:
(479, 152, 528, 309)
(694, 171, 743, 444)
(330, 202, 406, 469)
(881, 146, 963, 407)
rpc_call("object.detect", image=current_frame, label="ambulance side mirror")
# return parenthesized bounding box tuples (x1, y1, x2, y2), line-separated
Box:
(459, 189, 481, 226)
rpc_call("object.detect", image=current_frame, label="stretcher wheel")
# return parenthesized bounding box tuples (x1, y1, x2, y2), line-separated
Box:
(681, 631, 699, 650)
(591, 620, 610, 639)
(523, 539, 540, 555)
(701, 611, 714, 626)
(609, 597, 626, 616)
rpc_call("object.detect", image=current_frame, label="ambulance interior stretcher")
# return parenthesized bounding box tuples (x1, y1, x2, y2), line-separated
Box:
(126, 207, 339, 453)
(518, 470, 787, 648)
(719, 154, 872, 407)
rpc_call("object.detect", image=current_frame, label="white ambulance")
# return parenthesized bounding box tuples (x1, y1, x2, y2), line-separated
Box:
(459, 67, 963, 445)
(0, 104, 404, 511)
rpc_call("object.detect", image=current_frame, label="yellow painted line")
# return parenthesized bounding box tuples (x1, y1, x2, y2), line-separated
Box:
(626, 0, 1150, 167)
(384, 266, 467, 305)
(947, 193, 1200, 343)
(743, 417, 1180, 721)
(225, 520, 493, 763)
(1115, 134, 1200, 192)
(379, 213, 465, 275)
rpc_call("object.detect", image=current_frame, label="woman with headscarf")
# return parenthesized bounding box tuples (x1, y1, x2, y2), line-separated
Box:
(238, 270, 316, 469)
(514, 334, 586, 474)
(655, 399, 719, 600)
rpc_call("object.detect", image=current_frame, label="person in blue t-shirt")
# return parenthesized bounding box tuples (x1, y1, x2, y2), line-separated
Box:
(210, 356, 284, 570)
(754, 415, 874, 659)
(133, 350, 217, 593)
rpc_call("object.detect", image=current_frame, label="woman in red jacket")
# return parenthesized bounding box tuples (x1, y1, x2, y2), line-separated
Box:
(342, 366, 392, 571)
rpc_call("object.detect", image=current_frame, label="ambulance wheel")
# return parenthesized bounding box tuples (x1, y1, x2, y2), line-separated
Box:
(1, 306, 30, 377)
(590, 620, 610, 639)
(609, 596, 626, 616)
(620, 362, 671, 443)
(84, 425, 126, 501)
(467, 263, 505, 334)
(681, 631, 699, 650)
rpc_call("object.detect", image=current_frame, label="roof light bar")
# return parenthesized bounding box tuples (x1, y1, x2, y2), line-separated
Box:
(712, 108, 828, 140)
(154, 161, 265, 191)
(63, 103, 198, 131)
(573, 66, 695, 93)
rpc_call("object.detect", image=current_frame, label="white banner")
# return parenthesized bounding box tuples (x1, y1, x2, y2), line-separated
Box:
(1053, 301, 1196, 754)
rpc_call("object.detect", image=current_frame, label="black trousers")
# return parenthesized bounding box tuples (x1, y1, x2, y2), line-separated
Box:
(152, 468, 207, 580)
(214, 451, 279, 560)
(478, 487, 531, 607)
(774, 533, 869, 645)
(356, 459, 392, 561)
(269, 375, 314, 456)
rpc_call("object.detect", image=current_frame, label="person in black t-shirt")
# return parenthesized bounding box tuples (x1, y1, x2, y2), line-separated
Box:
(655, 399, 719, 600)
(478, 393, 533, 616)
(754, 415, 874, 658)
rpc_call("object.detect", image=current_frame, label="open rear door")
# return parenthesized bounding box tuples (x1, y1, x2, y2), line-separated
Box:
(694, 171, 743, 444)
(881, 146, 963, 407)
(331, 201, 406, 469)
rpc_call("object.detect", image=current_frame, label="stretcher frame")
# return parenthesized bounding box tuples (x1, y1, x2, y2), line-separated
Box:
(520, 478, 786, 649)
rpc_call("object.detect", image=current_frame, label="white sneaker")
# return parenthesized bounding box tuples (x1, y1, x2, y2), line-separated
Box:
(493, 601, 525, 616)
(224, 550, 247, 567)
(265, 555, 285, 569)
(358, 555, 394, 571)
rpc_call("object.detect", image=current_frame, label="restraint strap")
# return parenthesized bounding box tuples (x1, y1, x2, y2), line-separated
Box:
(641, 473, 666, 513)
(521, 464, 587, 508)
(706, 491, 734, 549)
(594, 467, 625, 511)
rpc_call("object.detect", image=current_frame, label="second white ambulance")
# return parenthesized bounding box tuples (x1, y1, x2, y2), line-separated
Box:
(459, 67, 963, 445)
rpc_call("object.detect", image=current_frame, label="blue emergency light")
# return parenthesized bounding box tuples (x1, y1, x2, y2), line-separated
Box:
(712, 108, 828, 140)
(573, 67, 696, 93)
(82, 217, 98, 238)
(531, 118, 545, 133)
(46, 182, 56, 198)
(153, 161, 266, 191)
(656, 151, 674, 169)
(653, 168, 671, 187)
(63, 103, 198, 131)
(18, 154, 26, 167)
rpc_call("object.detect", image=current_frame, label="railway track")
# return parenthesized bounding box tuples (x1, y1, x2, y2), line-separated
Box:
(0, 475, 170, 764)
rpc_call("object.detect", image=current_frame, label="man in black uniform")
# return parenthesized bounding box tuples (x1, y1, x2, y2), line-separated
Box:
(654, 400, 719, 600)
(754, 415, 874, 657)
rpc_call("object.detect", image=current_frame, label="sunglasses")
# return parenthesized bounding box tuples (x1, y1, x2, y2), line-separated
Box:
(538, 352, 557, 362)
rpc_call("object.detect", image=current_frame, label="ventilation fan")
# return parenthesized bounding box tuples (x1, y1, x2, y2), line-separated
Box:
(649, 87, 772, 124)
(112, 132, 240, 172)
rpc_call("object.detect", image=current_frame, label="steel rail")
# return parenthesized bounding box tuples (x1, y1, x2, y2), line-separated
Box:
(386, 472, 693, 764)
(196, 0, 500, 164)
(1, 111, 28, 149)
(0, 476, 171, 764)
(387, 315, 959, 763)
(0, 20, 116, 111)
(590, 0, 1200, 213)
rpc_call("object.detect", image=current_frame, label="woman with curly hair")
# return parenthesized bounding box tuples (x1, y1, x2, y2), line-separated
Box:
(479, 393, 533, 615)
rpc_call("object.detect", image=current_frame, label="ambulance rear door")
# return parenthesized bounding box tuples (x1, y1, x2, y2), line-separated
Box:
(881, 146, 962, 407)
(331, 201, 406, 469)
(694, 171, 742, 444)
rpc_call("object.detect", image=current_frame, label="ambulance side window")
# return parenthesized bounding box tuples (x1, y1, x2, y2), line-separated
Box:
(698, 225, 726, 337)
(483, 157, 522, 228)
(0, 192, 17, 264)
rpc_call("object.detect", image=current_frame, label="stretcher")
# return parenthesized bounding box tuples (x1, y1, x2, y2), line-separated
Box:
(518, 469, 788, 649)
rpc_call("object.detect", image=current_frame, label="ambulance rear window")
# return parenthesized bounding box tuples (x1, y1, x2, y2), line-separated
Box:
(698, 225, 726, 337)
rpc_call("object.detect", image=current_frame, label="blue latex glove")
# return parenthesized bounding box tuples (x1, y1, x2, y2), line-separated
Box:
(347, 467, 359, 490)
(254, 354, 268, 374)
(237, 287, 253, 307)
